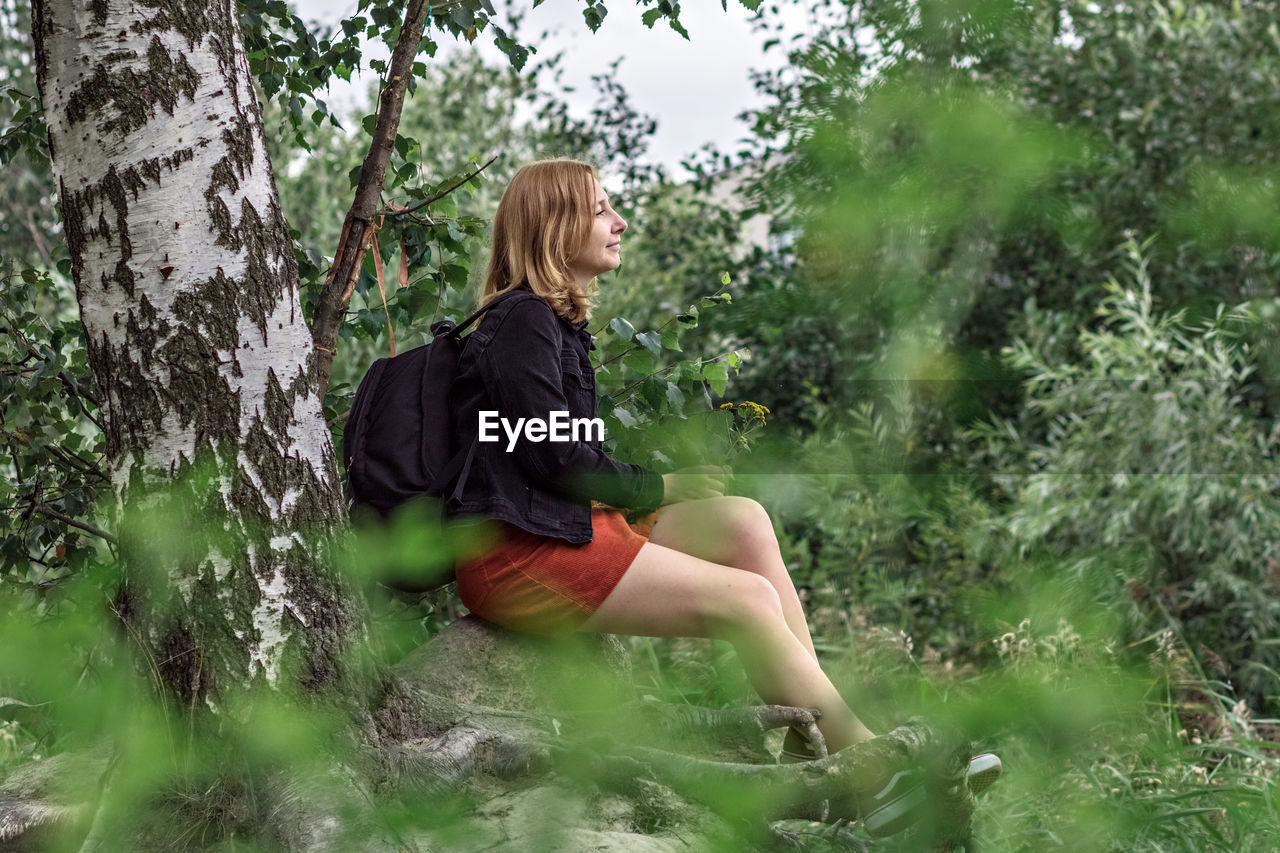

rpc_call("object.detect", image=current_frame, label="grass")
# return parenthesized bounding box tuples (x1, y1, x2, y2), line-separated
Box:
(624, 603, 1280, 851)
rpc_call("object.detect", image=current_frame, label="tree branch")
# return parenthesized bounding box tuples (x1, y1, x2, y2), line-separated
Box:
(33, 503, 117, 544)
(43, 444, 107, 482)
(309, 0, 437, 399)
(24, 206, 55, 270)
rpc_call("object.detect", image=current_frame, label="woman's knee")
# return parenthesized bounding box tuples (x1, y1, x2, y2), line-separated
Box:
(720, 496, 777, 545)
(712, 496, 785, 574)
(704, 571, 786, 637)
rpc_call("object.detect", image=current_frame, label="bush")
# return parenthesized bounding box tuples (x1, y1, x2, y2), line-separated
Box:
(978, 239, 1280, 711)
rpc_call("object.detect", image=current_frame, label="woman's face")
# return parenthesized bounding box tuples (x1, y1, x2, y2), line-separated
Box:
(568, 177, 627, 287)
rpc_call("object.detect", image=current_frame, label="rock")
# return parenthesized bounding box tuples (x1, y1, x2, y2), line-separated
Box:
(0, 795, 83, 852)
(394, 615, 634, 716)
(0, 746, 108, 851)
(414, 783, 729, 853)
(0, 746, 109, 802)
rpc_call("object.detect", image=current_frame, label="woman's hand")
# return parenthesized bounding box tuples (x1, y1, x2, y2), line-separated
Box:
(661, 465, 726, 505)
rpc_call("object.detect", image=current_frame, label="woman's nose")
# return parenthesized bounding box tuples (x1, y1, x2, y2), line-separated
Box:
(615, 215, 627, 233)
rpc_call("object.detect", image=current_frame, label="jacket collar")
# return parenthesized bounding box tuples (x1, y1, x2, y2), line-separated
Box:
(513, 282, 596, 349)
(570, 317, 595, 351)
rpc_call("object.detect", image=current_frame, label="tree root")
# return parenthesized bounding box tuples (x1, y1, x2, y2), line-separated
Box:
(386, 725, 551, 796)
(0, 744, 108, 851)
(0, 712, 975, 850)
(0, 795, 84, 849)
(1, 613, 981, 851)
(770, 819, 867, 852)
(638, 699, 828, 758)
(590, 718, 976, 848)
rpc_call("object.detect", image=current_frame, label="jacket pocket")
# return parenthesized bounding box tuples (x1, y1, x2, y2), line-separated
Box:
(559, 353, 590, 389)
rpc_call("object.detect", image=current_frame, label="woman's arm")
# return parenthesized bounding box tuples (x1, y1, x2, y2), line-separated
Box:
(478, 298, 664, 509)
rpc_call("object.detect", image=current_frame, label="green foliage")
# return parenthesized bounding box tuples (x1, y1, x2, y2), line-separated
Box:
(272, 49, 525, 259)
(0, 559, 371, 849)
(998, 1, 1280, 311)
(239, 0, 360, 148)
(977, 239, 1280, 711)
(0, 260, 108, 595)
(902, 616, 1280, 853)
(728, 236, 1280, 848)
(737, 0, 1280, 433)
(740, 72, 1086, 432)
(240, 0, 553, 151)
(0, 0, 59, 270)
(744, 381, 1003, 665)
(593, 285, 749, 471)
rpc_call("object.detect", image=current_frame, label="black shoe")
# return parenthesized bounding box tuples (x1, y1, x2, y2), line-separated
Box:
(860, 767, 929, 837)
(862, 752, 1002, 837)
(782, 730, 1003, 792)
(783, 731, 1004, 836)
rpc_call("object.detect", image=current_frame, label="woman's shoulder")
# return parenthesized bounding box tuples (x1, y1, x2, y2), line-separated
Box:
(484, 291, 570, 334)
(475, 291, 568, 353)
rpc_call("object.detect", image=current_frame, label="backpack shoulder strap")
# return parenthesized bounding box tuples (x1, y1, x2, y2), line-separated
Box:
(446, 288, 542, 339)
(341, 357, 390, 506)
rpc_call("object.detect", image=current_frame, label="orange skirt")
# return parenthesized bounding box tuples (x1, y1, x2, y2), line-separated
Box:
(455, 508, 651, 636)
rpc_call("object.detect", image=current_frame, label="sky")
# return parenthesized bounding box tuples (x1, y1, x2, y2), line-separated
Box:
(305, 1, 809, 176)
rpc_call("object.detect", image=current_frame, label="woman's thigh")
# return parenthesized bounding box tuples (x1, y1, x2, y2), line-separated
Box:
(646, 495, 778, 568)
(578, 539, 783, 638)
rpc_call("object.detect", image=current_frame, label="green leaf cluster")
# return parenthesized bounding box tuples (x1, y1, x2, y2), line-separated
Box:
(593, 287, 747, 471)
(0, 261, 108, 599)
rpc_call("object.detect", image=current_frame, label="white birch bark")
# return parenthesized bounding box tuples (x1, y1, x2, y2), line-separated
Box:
(32, 0, 359, 703)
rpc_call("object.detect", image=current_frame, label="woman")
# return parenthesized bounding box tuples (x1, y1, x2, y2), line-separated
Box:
(447, 159, 998, 835)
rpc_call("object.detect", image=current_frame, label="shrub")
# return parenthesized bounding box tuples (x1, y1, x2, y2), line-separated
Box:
(978, 239, 1280, 711)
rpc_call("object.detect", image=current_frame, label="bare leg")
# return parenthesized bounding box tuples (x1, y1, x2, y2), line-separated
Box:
(579, 540, 874, 752)
(647, 496, 818, 660)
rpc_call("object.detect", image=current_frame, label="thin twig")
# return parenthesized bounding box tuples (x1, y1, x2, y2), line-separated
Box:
(6, 333, 105, 425)
(33, 502, 117, 544)
(0, 352, 37, 367)
(44, 444, 107, 480)
(379, 155, 499, 218)
(106, 594, 176, 755)
(56, 368, 102, 409)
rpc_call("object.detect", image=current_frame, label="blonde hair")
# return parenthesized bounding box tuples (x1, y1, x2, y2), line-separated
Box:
(480, 159, 598, 323)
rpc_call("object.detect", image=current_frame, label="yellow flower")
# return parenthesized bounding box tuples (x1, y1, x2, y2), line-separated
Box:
(719, 401, 770, 427)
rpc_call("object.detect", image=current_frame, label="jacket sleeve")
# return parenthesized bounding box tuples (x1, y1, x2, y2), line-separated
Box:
(478, 298, 665, 510)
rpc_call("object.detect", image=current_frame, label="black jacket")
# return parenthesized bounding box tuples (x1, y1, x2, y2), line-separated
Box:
(445, 289, 665, 543)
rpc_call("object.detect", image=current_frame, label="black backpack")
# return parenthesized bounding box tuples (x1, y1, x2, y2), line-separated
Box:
(341, 289, 528, 529)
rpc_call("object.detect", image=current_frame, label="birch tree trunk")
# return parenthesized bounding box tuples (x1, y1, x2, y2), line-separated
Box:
(31, 0, 360, 707)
